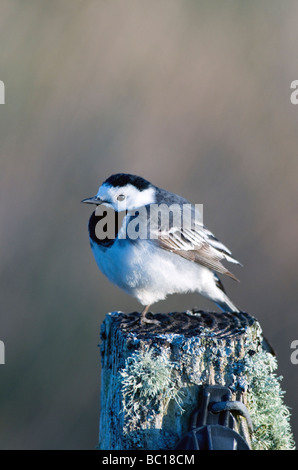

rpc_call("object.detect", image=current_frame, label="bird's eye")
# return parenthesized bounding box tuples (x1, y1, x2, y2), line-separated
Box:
(117, 194, 126, 201)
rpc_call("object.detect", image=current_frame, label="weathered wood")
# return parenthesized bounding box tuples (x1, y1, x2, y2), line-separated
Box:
(98, 310, 295, 450)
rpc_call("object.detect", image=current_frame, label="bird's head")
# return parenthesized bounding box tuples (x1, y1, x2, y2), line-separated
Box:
(81, 173, 156, 212)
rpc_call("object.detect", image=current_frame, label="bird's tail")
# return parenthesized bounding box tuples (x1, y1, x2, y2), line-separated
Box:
(213, 273, 240, 313)
(215, 294, 240, 313)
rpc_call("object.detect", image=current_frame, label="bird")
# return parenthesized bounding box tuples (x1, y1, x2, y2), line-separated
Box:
(82, 173, 241, 324)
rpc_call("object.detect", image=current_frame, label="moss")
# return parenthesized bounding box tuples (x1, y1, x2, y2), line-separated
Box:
(106, 313, 295, 450)
(242, 350, 295, 450)
(119, 348, 183, 432)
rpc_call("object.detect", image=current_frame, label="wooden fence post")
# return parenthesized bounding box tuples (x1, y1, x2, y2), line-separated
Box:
(98, 310, 295, 450)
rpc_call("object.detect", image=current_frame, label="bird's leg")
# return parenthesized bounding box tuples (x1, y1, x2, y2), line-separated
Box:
(140, 304, 160, 325)
(140, 304, 151, 323)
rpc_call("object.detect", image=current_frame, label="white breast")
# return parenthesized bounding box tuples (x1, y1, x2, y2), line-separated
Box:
(90, 237, 217, 306)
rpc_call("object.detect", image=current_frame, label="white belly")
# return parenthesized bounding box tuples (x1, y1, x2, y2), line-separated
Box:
(90, 238, 217, 306)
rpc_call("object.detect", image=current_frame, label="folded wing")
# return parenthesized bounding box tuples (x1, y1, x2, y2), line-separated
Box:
(154, 205, 241, 281)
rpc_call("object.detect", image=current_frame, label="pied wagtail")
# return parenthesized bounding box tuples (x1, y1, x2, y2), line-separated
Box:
(82, 173, 241, 324)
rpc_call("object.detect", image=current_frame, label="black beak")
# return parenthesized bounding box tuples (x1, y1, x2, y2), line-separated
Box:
(81, 196, 103, 205)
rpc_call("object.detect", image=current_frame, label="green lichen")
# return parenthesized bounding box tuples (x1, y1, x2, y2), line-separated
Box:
(243, 350, 295, 450)
(116, 317, 295, 450)
(119, 348, 183, 431)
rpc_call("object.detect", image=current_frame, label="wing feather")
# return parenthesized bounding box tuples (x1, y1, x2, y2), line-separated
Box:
(155, 207, 241, 281)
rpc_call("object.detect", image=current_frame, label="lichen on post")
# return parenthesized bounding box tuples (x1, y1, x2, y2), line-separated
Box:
(98, 310, 295, 450)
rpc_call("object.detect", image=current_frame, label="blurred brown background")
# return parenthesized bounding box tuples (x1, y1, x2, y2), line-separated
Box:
(0, 0, 298, 449)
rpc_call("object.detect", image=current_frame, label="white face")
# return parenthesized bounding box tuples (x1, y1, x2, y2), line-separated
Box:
(95, 183, 156, 212)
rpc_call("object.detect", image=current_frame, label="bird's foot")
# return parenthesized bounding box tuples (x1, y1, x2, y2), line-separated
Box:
(140, 311, 161, 326)
(140, 305, 161, 326)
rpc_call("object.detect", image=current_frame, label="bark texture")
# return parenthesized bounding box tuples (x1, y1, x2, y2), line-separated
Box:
(98, 310, 295, 450)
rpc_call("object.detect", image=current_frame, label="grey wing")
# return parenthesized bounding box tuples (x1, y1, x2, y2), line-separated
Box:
(153, 204, 241, 281)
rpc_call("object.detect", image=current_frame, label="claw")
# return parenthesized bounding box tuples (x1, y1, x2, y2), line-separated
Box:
(140, 314, 161, 326)
(140, 305, 161, 325)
